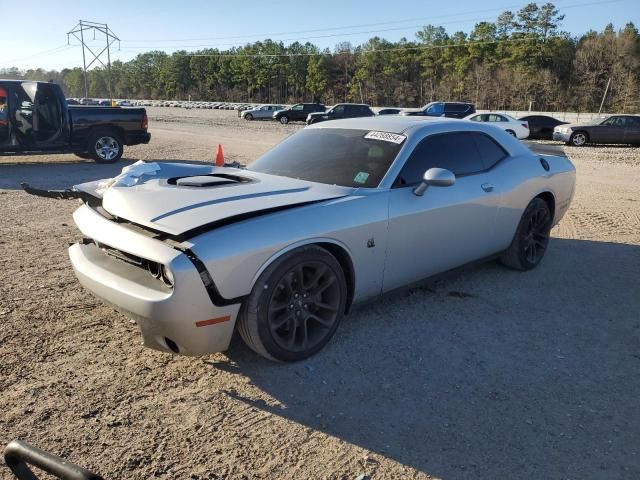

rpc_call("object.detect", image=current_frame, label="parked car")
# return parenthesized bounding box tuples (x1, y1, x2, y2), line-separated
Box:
(0, 80, 150, 163)
(99, 100, 111, 106)
(553, 114, 640, 146)
(242, 105, 285, 120)
(66, 98, 79, 105)
(377, 108, 402, 115)
(400, 101, 475, 119)
(518, 115, 567, 140)
(306, 103, 374, 125)
(273, 103, 325, 124)
(465, 112, 530, 139)
(118, 100, 132, 107)
(26, 116, 575, 361)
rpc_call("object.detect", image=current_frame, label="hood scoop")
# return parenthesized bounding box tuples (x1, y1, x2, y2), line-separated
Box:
(171, 173, 252, 188)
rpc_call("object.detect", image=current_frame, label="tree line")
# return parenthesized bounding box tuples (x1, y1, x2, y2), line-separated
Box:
(2, 2, 639, 113)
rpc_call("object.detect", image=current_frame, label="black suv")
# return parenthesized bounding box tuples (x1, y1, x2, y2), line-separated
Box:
(306, 103, 374, 125)
(400, 101, 475, 119)
(273, 103, 325, 124)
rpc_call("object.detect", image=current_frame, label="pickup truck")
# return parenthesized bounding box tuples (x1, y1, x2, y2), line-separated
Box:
(0, 80, 150, 163)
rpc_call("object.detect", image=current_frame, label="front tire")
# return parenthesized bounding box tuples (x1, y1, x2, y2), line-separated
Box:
(245, 113, 253, 121)
(237, 246, 347, 362)
(88, 129, 123, 163)
(500, 198, 552, 271)
(569, 131, 588, 147)
(279, 115, 289, 125)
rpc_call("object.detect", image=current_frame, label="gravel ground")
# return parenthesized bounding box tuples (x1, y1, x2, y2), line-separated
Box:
(1, 108, 639, 480)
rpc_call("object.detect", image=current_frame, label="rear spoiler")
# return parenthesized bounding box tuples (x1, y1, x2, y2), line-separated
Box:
(21, 183, 100, 205)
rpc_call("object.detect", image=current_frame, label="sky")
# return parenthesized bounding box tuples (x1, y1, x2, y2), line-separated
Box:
(2, 0, 639, 71)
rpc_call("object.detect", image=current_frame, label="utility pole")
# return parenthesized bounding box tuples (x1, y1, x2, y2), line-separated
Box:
(598, 77, 611, 114)
(67, 20, 120, 102)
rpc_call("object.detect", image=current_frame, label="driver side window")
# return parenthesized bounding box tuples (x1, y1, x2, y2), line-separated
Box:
(395, 132, 486, 186)
(602, 116, 625, 127)
(426, 103, 444, 115)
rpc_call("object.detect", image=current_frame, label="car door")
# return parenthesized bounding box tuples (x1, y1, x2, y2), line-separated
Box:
(328, 104, 345, 120)
(540, 117, 561, 139)
(425, 102, 445, 117)
(383, 131, 504, 292)
(623, 116, 640, 144)
(290, 104, 305, 120)
(0, 85, 10, 148)
(592, 116, 625, 143)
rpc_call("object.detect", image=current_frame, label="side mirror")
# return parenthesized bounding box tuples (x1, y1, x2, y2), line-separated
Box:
(413, 168, 455, 196)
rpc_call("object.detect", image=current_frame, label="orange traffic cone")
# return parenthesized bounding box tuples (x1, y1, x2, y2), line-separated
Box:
(215, 143, 225, 166)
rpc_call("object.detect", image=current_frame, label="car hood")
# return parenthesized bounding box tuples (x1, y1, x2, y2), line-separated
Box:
(75, 162, 352, 237)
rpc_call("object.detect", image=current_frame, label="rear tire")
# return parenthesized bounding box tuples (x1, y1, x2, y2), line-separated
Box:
(506, 129, 517, 137)
(237, 246, 347, 362)
(88, 129, 123, 163)
(501, 198, 552, 271)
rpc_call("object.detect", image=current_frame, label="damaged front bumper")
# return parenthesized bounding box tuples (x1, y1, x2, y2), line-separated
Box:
(69, 204, 241, 356)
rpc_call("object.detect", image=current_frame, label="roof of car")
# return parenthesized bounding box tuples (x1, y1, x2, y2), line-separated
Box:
(306, 115, 533, 157)
(307, 115, 458, 134)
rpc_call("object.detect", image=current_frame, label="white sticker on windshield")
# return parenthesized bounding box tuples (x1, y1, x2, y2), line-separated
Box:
(364, 131, 406, 144)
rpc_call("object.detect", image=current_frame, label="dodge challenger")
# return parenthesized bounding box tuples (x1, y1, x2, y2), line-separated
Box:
(25, 116, 575, 361)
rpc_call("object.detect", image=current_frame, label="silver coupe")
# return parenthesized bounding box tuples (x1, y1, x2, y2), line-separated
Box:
(33, 117, 576, 361)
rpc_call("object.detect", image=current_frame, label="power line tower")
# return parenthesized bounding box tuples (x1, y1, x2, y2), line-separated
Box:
(67, 20, 120, 102)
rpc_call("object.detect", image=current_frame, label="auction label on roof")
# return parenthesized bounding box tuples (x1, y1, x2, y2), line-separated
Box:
(364, 131, 406, 144)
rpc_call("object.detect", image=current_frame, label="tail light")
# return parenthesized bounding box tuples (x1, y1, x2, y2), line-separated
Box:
(522, 123, 529, 129)
(142, 113, 148, 130)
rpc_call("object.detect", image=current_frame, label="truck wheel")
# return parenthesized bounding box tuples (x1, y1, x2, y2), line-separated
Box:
(237, 245, 347, 362)
(279, 115, 289, 125)
(88, 129, 123, 163)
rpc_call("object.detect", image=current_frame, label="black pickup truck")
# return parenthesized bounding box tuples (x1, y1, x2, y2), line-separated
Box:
(0, 80, 150, 163)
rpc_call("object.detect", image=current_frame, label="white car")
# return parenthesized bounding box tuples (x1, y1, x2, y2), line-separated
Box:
(465, 113, 530, 139)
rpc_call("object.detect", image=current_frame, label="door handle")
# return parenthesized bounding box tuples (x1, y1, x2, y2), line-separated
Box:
(481, 183, 495, 192)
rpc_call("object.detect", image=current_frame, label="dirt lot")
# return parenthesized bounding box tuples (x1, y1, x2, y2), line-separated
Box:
(1, 108, 639, 480)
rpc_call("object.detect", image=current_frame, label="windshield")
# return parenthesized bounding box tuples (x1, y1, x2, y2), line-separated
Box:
(247, 128, 405, 188)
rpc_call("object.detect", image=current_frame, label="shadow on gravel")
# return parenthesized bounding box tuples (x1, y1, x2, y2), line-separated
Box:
(214, 238, 640, 479)
(0, 159, 212, 190)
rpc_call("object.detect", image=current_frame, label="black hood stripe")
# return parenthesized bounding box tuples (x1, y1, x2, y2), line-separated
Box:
(150, 186, 309, 222)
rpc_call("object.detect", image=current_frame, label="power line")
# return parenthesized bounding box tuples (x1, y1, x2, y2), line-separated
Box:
(171, 37, 539, 59)
(123, 0, 581, 43)
(115, 0, 621, 52)
(1, 45, 76, 67)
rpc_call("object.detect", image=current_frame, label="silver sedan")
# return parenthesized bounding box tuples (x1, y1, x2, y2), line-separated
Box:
(51, 117, 575, 361)
(241, 105, 285, 120)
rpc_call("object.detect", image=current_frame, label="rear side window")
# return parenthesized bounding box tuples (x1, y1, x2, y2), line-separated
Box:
(471, 133, 508, 170)
(396, 132, 485, 185)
